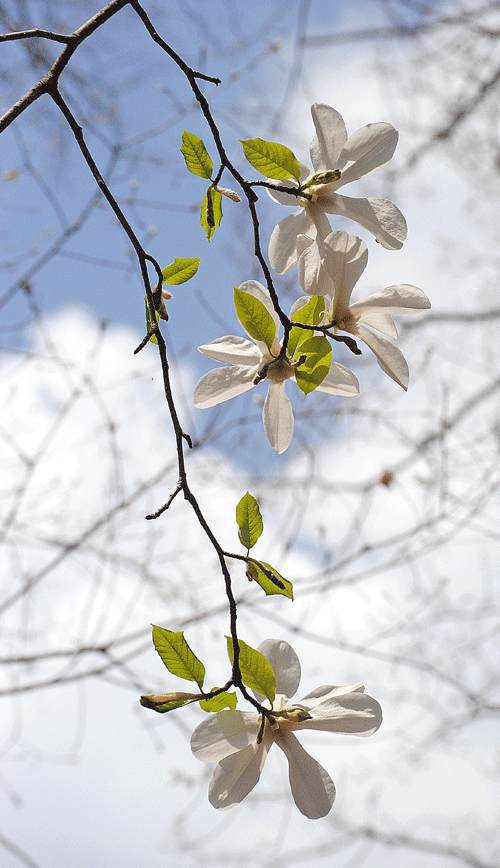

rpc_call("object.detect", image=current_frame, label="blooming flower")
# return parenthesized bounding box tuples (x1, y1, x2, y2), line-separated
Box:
(297, 230, 431, 390)
(191, 638, 382, 818)
(268, 103, 407, 274)
(193, 280, 359, 454)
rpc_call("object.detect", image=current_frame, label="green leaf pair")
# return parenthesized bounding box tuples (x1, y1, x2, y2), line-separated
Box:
(240, 137, 301, 182)
(226, 637, 276, 704)
(181, 131, 225, 240)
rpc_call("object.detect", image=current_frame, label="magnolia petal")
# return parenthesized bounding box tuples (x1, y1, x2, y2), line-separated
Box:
(351, 284, 431, 317)
(323, 230, 368, 312)
(309, 103, 347, 173)
(208, 740, 271, 810)
(198, 335, 263, 366)
(356, 309, 398, 339)
(257, 638, 301, 700)
(262, 382, 294, 454)
(320, 194, 407, 251)
(194, 365, 257, 408)
(269, 210, 315, 274)
(315, 363, 359, 396)
(296, 689, 383, 736)
(298, 684, 366, 706)
(275, 731, 335, 819)
(297, 235, 335, 297)
(355, 324, 410, 389)
(336, 123, 399, 185)
(191, 710, 261, 762)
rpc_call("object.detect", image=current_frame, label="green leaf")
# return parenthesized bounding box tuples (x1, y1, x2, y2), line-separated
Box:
(246, 560, 294, 600)
(240, 138, 301, 181)
(152, 626, 205, 690)
(294, 335, 332, 396)
(181, 131, 213, 179)
(226, 637, 276, 704)
(200, 188, 223, 240)
(140, 691, 201, 713)
(234, 287, 276, 351)
(199, 691, 238, 712)
(145, 295, 159, 344)
(162, 257, 201, 285)
(288, 296, 326, 357)
(236, 491, 263, 550)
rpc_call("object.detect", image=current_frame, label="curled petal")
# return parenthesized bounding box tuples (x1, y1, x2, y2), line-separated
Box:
(336, 123, 399, 185)
(320, 194, 407, 251)
(296, 688, 383, 736)
(257, 638, 301, 700)
(310, 103, 347, 172)
(315, 363, 359, 397)
(355, 324, 410, 390)
(351, 284, 431, 319)
(269, 210, 315, 274)
(275, 731, 335, 818)
(323, 230, 368, 311)
(297, 235, 335, 297)
(356, 309, 398, 339)
(263, 382, 294, 454)
(208, 740, 271, 810)
(191, 710, 260, 762)
(194, 365, 257, 408)
(198, 335, 263, 366)
(299, 684, 365, 706)
(266, 163, 309, 206)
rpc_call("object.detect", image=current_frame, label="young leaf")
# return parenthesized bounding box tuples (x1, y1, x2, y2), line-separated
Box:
(294, 336, 332, 396)
(226, 637, 276, 704)
(287, 296, 326, 357)
(240, 138, 301, 181)
(236, 491, 263, 550)
(152, 626, 205, 690)
(140, 691, 201, 713)
(246, 560, 294, 600)
(145, 295, 159, 344)
(181, 131, 213, 180)
(234, 287, 276, 351)
(162, 258, 201, 285)
(200, 188, 223, 240)
(199, 691, 238, 712)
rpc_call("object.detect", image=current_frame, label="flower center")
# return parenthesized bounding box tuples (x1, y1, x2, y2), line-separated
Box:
(265, 355, 294, 384)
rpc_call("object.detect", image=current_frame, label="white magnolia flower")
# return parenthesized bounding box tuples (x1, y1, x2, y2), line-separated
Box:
(191, 638, 382, 819)
(297, 230, 431, 390)
(268, 103, 407, 274)
(193, 280, 359, 454)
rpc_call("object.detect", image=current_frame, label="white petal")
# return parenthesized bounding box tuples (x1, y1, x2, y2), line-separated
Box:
(269, 210, 314, 274)
(299, 684, 366, 706)
(315, 363, 359, 396)
(323, 230, 368, 312)
(275, 731, 335, 818)
(309, 103, 347, 172)
(208, 740, 271, 810)
(193, 365, 257, 408)
(320, 194, 407, 250)
(262, 382, 294, 454)
(257, 639, 301, 700)
(355, 309, 398, 339)
(191, 710, 260, 762)
(336, 123, 398, 185)
(297, 236, 335, 297)
(351, 284, 431, 317)
(355, 324, 409, 389)
(198, 335, 263, 365)
(296, 687, 383, 736)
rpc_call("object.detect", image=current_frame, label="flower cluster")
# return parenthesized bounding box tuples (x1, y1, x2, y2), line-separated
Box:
(191, 638, 382, 818)
(194, 103, 430, 451)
